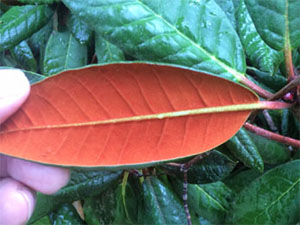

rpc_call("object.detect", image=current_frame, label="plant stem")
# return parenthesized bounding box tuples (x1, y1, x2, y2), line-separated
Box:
(180, 165, 192, 225)
(244, 122, 300, 148)
(268, 76, 300, 101)
(284, 44, 295, 81)
(240, 76, 273, 99)
(262, 110, 279, 133)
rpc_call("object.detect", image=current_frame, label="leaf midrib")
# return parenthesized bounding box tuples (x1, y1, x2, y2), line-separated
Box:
(135, 0, 244, 79)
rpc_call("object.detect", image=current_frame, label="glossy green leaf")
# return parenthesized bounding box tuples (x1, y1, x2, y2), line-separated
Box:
(49, 204, 85, 225)
(113, 181, 138, 225)
(139, 177, 187, 225)
(237, 0, 283, 74)
(84, 186, 117, 225)
(95, 34, 125, 63)
(226, 128, 264, 172)
(28, 169, 122, 223)
(172, 179, 232, 224)
(10, 40, 37, 71)
(247, 67, 287, 91)
(18, 0, 60, 4)
(67, 14, 93, 45)
(63, 0, 246, 82)
(247, 131, 291, 164)
(224, 168, 262, 194)
(0, 5, 53, 51)
(227, 160, 300, 225)
(43, 30, 87, 75)
(215, 0, 237, 28)
(161, 150, 237, 184)
(28, 19, 53, 56)
(245, 0, 300, 50)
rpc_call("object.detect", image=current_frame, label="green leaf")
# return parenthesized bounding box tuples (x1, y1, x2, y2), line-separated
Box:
(0, 5, 53, 51)
(67, 14, 93, 45)
(49, 204, 85, 225)
(281, 108, 300, 140)
(84, 186, 117, 225)
(43, 30, 87, 75)
(247, 131, 291, 164)
(237, 0, 283, 74)
(227, 160, 300, 225)
(224, 168, 262, 194)
(95, 34, 125, 63)
(113, 181, 139, 225)
(247, 67, 287, 92)
(29, 216, 51, 225)
(226, 128, 264, 172)
(63, 0, 246, 82)
(139, 176, 187, 225)
(28, 169, 122, 224)
(161, 150, 237, 184)
(28, 19, 53, 56)
(171, 179, 232, 224)
(18, 0, 60, 4)
(215, 0, 237, 28)
(245, 0, 300, 50)
(10, 40, 37, 72)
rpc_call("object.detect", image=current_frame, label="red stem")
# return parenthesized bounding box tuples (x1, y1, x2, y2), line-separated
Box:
(240, 76, 273, 99)
(284, 44, 295, 81)
(244, 123, 300, 148)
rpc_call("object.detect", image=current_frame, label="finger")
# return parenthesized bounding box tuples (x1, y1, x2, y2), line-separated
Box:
(7, 157, 70, 195)
(0, 178, 35, 225)
(0, 69, 30, 124)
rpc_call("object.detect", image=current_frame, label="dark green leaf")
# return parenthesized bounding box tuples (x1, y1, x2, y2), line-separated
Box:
(247, 131, 291, 164)
(49, 204, 85, 225)
(67, 14, 93, 45)
(95, 34, 125, 63)
(63, 0, 246, 82)
(28, 19, 53, 56)
(43, 30, 87, 75)
(161, 150, 237, 184)
(245, 0, 300, 50)
(226, 128, 264, 172)
(224, 168, 262, 194)
(18, 0, 60, 4)
(171, 179, 232, 224)
(113, 181, 138, 225)
(237, 0, 283, 74)
(10, 40, 37, 71)
(29, 216, 51, 225)
(281, 108, 300, 140)
(227, 160, 300, 225)
(139, 177, 187, 225)
(247, 67, 287, 92)
(84, 186, 117, 225)
(0, 5, 53, 51)
(28, 169, 122, 224)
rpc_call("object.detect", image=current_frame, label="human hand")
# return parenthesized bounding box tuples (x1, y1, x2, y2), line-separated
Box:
(0, 69, 70, 225)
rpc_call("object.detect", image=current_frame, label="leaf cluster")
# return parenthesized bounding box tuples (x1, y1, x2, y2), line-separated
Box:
(0, 0, 299, 225)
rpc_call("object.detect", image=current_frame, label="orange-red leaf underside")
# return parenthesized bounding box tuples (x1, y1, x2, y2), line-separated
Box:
(0, 63, 258, 167)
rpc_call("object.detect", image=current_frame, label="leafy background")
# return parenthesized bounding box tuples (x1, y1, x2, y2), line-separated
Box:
(0, 0, 299, 224)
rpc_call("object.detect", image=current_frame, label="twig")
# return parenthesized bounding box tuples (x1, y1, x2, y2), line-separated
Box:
(268, 76, 300, 101)
(180, 165, 192, 225)
(262, 110, 279, 133)
(244, 122, 300, 148)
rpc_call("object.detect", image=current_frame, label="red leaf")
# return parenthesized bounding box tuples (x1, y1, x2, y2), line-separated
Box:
(0, 63, 258, 167)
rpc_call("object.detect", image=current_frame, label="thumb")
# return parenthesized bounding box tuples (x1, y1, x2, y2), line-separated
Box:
(0, 69, 30, 124)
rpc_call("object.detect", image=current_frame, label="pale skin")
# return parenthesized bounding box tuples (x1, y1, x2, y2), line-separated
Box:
(0, 70, 70, 225)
